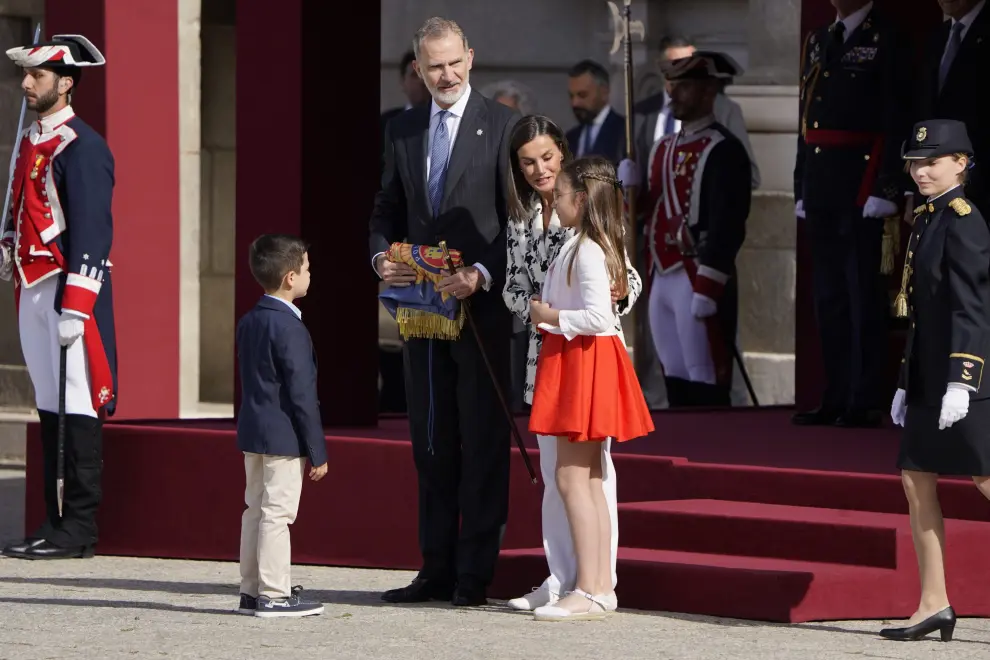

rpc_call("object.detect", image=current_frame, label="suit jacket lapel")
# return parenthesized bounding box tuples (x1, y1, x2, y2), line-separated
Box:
(441, 93, 485, 205)
(407, 107, 431, 219)
(945, 8, 989, 95)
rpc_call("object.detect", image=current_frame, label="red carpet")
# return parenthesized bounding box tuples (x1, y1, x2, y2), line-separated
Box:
(23, 407, 990, 622)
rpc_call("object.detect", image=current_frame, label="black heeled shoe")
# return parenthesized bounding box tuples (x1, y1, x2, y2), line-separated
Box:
(880, 606, 956, 642)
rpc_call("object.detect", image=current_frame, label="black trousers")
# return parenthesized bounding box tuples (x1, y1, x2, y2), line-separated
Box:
(807, 210, 889, 412)
(34, 411, 103, 548)
(402, 325, 511, 587)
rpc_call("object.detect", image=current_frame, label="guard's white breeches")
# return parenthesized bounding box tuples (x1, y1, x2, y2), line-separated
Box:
(647, 267, 715, 384)
(538, 434, 618, 594)
(17, 277, 97, 418)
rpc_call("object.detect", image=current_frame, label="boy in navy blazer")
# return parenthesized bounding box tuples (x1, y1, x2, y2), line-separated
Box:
(236, 234, 328, 618)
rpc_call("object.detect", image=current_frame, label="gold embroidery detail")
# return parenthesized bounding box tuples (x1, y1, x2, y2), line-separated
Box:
(949, 197, 971, 216)
(913, 205, 925, 216)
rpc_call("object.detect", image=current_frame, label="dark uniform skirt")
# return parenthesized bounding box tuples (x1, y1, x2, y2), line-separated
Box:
(898, 398, 990, 476)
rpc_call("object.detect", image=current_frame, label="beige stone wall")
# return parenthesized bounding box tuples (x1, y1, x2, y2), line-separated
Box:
(199, 21, 236, 404)
(0, 0, 43, 411)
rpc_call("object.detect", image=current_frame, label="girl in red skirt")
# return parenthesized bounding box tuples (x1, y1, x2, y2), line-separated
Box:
(528, 156, 654, 621)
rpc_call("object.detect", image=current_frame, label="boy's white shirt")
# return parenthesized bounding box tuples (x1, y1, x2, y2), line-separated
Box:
(265, 294, 302, 319)
(538, 234, 619, 341)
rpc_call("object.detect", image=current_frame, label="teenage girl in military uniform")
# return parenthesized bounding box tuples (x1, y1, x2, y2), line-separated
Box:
(884, 119, 990, 643)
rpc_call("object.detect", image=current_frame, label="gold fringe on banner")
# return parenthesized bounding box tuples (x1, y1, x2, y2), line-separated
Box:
(395, 306, 466, 341)
(880, 215, 900, 275)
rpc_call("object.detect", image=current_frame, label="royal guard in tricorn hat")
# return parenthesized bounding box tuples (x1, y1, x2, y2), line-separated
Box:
(0, 34, 118, 560)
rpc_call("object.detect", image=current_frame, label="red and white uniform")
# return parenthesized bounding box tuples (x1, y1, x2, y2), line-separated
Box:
(644, 118, 751, 392)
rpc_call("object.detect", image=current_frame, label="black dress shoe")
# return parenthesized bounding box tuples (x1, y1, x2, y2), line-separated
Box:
(18, 540, 95, 560)
(451, 577, 487, 607)
(791, 408, 841, 426)
(835, 409, 883, 429)
(880, 606, 956, 642)
(2, 537, 45, 557)
(381, 578, 454, 603)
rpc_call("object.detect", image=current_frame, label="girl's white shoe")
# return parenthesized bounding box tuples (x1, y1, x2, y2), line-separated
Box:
(533, 589, 609, 621)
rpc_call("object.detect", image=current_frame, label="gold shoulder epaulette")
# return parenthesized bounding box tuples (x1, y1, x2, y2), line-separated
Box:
(913, 204, 926, 215)
(950, 197, 972, 216)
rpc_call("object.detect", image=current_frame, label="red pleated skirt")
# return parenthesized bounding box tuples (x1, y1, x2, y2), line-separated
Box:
(529, 333, 655, 443)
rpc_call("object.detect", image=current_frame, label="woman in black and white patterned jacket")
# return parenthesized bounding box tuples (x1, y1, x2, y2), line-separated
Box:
(502, 115, 642, 613)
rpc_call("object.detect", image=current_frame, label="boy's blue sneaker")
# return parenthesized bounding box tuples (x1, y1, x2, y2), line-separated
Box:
(255, 592, 324, 618)
(237, 593, 257, 614)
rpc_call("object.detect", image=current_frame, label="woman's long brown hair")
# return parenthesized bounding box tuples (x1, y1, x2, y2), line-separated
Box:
(559, 156, 628, 299)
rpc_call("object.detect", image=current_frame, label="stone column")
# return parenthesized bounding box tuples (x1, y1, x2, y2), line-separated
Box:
(45, 0, 183, 418)
(0, 1, 41, 411)
(178, 0, 202, 415)
(235, 0, 380, 426)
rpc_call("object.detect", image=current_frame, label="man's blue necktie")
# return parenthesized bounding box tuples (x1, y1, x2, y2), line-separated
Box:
(664, 111, 675, 136)
(939, 21, 965, 94)
(428, 110, 450, 217)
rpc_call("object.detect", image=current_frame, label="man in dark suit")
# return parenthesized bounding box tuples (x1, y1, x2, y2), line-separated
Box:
(380, 50, 430, 174)
(565, 59, 626, 163)
(792, 0, 914, 428)
(913, 0, 990, 213)
(369, 16, 520, 607)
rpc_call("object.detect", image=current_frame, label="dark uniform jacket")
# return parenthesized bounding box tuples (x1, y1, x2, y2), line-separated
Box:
(898, 186, 990, 406)
(914, 5, 990, 211)
(795, 7, 913, 213)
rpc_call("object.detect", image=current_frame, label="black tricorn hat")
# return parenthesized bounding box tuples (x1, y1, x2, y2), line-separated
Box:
(661, 50, 744, 81)
(902, 119, 974, 161)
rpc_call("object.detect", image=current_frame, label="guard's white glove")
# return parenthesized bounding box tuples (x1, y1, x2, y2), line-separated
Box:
(0, 242, 12, 282)
(938, 384, 971, 430)
(617, 158, 640, 189)
(863, 195, 898, 219)
(690, 292, 717, 319)
(795, 199, 806, 219)
(57, 312, 85, 347)
(890, 388, 907, 427)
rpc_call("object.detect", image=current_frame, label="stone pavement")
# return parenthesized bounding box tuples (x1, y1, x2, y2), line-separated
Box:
(1, 469, 990, 659)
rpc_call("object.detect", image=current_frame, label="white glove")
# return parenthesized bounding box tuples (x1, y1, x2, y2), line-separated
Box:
(690, 292, 717, 319)
(863, 195, 898, 219)
(795, 199, 806, 219)
(938, 384, 970, 430)
(617, 158, 640, 189)
(890, 388, 907, 427)
(0, 242, 11, 282)
(57, 312, 85, 347)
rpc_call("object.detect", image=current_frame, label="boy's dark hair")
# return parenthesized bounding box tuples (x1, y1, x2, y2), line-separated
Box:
(248, 234, 308, 292)
(399, 50, 416, 78)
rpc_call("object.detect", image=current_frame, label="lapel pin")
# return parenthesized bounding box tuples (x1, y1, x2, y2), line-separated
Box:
(477, 128, 484, 135)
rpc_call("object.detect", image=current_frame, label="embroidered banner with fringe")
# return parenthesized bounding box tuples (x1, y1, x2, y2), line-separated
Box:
(378, 242, 466, 340)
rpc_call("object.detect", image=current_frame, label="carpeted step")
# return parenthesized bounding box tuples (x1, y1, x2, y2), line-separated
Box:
(617, 499, 908, 567)
(492, 546, 906, 623)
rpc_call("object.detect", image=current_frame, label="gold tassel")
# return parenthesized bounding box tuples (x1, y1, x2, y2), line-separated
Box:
(893, 291, 908, 319)
(881, 215, 901, 275)
(395, 307, 465, 341)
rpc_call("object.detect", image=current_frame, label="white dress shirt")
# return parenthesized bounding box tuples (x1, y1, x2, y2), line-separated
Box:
(653, 93, 681, 144)
(265, 294, 302, 319)
(577, 106, 613, 157)
(372, 84, 492, 290)
(834, 1, 873, 41)
(538, 235, 619, 341)
(942, 0, 986, 64)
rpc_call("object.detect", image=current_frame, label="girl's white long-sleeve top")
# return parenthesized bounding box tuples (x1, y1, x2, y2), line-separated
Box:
(539, 235, 620, 341)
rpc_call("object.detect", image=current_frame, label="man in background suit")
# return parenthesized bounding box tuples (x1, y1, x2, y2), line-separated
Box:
(566, 59, 626, 163)
(369, 16, 520, 608)
(912, 0, 990, 212)
(380, 50, 430, 174)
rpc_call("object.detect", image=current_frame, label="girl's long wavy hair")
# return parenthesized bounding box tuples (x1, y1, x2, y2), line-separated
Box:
(559, 156, 628, 299)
